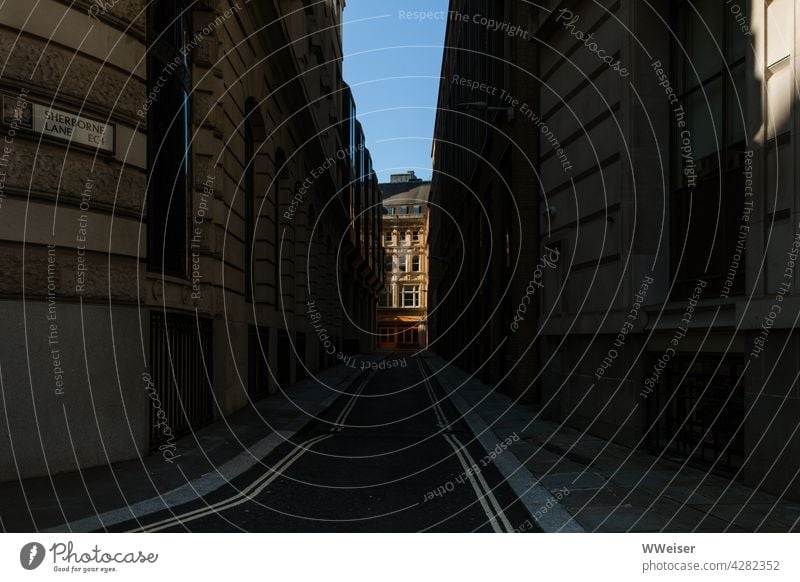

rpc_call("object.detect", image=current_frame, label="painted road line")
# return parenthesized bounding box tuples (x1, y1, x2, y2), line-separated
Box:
(442, 433, 504, 533)
(449, 432, 515, 533)
(45, 361, 377, 533)
(142, 369, 377, 531)
(418, 358, 512, 533)
(417, 359, 449, 430)
(133, 434, 333, 533)
(331, 370, 376, 432)
(424, 355, 585, 533)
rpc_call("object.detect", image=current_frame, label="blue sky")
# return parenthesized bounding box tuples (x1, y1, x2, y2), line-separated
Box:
(342, 0, 448, 183)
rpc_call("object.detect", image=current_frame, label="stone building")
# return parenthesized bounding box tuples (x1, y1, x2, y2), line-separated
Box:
(430, 0, 800, 500)
(429, 0, 539, 385)
(377, 171, 430, 349)
(0, 0, 382, 482)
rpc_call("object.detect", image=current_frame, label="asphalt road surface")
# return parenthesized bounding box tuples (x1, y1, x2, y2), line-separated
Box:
(119, 355, 533, 532)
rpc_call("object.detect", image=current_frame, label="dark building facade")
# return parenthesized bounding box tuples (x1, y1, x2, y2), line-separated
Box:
(429, 0, 540, 387)
(430, 0, 800, 500)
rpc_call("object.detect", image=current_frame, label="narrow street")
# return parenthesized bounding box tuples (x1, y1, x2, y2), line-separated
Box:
(116, 356, 531, 533)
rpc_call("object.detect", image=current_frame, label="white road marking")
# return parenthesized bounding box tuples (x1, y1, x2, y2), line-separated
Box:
(132, 434, 333, 533)
(449, 432, 515, 532)
(138, 370, 378, 531)
(331, 370, 375, 432)
(443, 433, 503, 533)
(417, 359, 513, 533)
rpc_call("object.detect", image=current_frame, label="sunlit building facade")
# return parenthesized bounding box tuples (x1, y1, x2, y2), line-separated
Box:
(378, 172, 430, 349)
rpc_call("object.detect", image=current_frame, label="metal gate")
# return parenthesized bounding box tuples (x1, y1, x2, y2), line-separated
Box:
(646, 353, 745, 472)
(149, 311, 214, 447)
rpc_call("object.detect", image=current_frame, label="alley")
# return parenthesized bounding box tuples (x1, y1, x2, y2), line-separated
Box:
(116, 356, 532, 533)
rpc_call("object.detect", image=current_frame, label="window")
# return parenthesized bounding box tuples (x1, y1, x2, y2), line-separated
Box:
(413, 205, 423, 214)
(248, 325, 269, 399)
(399, 231, 407, 242)
(412, 256, 420, 272)
(399, 206, 409, 215)
(147, 0, 192, 275)
(412, 230, 420, 242)
(670, 0, 748, 297)
(384, 255, 393, 272)
(384, 231, 393, 244)
(273, 149, 286, 305)
(398, 255, 407, 272)
(402, 285, 420, 308)
(244, 99, 257, 303)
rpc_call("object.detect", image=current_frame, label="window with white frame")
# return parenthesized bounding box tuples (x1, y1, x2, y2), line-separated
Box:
(412, 255, 420, 272)
(412, 230, 420, 242)
(398, 255, 407, 272)
(402, 285, 420, 308)
(384, 231, 393, 244)
(400, 231, 408, 243)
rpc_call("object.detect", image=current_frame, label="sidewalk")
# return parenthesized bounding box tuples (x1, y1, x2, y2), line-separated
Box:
(423, 354, 800, 533)
(0, 358, 376, 533)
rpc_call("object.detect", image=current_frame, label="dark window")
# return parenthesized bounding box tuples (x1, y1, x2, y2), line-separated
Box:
(248, 325, 269, 399)
(295, 332, 307, 381)
(244, 99, 257, 303)
(274, 149, 287, 306)
(277, 329, 292, 388)
(671, 0, 748, 297)
(147, 0, 192, 275)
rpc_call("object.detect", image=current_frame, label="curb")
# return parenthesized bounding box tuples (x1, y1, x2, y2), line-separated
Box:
(423, 355, 585, 533)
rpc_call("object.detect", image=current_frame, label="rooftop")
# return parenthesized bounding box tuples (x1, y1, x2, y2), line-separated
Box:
(380, 180, 431, 206)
